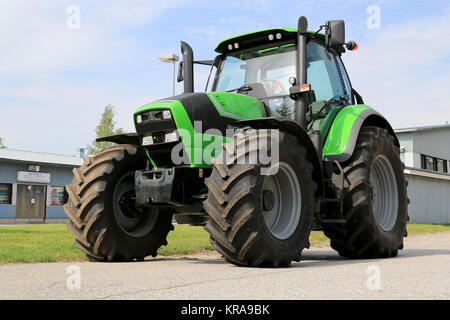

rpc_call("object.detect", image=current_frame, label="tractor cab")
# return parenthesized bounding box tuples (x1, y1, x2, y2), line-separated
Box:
(211, 28, 355, 133)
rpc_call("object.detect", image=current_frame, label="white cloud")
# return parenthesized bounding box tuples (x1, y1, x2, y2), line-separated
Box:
(0, 0, 188, 154)
(344, 9, 450, 128)
(0, 0, 188, 76)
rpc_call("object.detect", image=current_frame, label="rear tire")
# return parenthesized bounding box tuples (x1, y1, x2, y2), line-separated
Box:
(203, 129, 316, 267)
(323, 126, 408, 258)
(64, 144, 174, 262)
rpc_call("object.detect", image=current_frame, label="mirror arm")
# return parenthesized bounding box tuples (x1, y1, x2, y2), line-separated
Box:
(307, 25, 326, 43)
(194, 60, 214, 66)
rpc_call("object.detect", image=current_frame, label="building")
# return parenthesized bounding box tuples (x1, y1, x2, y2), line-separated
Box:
(396, 124, 450, 224)
(0, 148, 83, 223)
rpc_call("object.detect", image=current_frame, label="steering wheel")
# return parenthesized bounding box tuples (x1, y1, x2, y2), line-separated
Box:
(260, 78, 286, 96)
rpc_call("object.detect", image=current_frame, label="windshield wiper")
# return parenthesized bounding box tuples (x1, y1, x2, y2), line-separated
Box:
(226, 85, 253, 93)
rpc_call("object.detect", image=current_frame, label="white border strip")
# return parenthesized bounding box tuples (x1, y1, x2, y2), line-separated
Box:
(404, 167, 450, 181)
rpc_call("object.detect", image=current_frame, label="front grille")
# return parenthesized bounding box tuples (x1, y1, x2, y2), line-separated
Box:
(135, 108, 176, 137)
(135, 119, 175, 136)
(140, 110, 165, 121)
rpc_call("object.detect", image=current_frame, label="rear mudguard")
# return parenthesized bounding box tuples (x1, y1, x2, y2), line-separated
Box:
(96, 133, 140, 146)
(322, 105, 399, 162)
(236, 117, 325, 198)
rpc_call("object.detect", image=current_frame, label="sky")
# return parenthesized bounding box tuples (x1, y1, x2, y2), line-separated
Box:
(0, 0, 449, 155)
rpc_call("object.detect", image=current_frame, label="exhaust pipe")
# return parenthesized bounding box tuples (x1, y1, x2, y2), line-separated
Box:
(180, 41, 194, 93)
(295, 16, 308, 129)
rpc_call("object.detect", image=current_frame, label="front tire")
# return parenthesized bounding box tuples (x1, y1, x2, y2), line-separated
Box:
(64, 144, 174, 262)
(323, 126, 408, 258)
(203, 129, 316, 267)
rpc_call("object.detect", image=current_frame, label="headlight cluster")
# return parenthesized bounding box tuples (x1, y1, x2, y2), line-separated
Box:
(136, 109, 172, 124)
(142, 130, 178, 146)
(227, 42, 240, 51)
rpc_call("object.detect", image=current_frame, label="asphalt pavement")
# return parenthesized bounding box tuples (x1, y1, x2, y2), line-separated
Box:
(0, 232, 449, 300)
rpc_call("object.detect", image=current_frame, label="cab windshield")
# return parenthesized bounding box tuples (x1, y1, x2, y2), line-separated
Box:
(214, 41, 351, 122)
(215, 44, 296, 97)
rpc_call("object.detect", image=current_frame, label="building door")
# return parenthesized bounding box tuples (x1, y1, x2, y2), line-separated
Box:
(16, 185, 46, 221)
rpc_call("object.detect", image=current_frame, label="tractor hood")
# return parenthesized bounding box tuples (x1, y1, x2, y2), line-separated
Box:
(133, 92, 265, 140)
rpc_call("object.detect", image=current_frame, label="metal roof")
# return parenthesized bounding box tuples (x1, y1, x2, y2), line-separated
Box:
(0, 148, 84, 167)
(395, 124, 450, 133)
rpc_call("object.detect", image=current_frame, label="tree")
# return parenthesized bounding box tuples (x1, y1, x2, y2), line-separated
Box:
(276, 100, 293, 118)
(86, 104, 124, 155)
(0, 138, 5, 149)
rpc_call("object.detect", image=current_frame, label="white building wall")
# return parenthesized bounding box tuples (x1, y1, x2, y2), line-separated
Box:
(396, 127, 450, 224)
(406, 172, 450, 224)
(412, 127, 450, 160)
(403, 151, 421, 169)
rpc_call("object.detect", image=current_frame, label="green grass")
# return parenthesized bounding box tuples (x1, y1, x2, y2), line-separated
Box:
(159, 224, 213, 255)
(405, 223, 450, 235)
(0, 223, 449, 264)
(0, 224, 86, 264)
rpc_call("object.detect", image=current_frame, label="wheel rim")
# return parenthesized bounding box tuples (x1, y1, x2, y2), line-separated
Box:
(113, 172, 159, 237)
(369, 155, 399, 232)
(262, 162, 302, 240)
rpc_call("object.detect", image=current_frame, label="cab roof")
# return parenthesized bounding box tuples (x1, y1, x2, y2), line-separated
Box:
(215, 27, 327, 53)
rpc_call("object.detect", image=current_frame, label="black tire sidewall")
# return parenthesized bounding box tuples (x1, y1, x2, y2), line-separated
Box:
(365, 132, 407, 248)
(253, 132, 315, 259)
(95, 148, 173, 258)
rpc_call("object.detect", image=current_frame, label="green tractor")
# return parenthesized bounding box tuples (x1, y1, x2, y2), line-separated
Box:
(65, 16, 408, 267)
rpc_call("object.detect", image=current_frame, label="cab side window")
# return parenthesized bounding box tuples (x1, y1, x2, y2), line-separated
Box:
(307, 41, 345, 102)
(336, 56, 353, 104)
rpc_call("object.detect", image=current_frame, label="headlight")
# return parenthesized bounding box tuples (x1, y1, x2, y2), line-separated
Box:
(163, 110, 172, 119)
(164, 131, 178, 143)
(142, 135, 153, 146)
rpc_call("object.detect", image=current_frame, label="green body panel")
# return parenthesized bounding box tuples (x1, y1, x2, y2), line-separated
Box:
(317, 105, 342, 136)
(134, 99, 376, 166)
(133, 93, 263, 168)
(205, 92, 264, 120)
(322, 104, 373, 156)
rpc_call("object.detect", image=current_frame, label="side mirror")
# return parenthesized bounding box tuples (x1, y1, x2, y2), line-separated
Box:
(325, 20, 345, 48)
(177, 61, 184, 82)
(180, 41, 194, 93)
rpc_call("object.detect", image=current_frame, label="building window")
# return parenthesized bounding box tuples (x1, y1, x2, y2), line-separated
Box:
(0, 184, 12, 204)
(436, 159, 448, 173)
(51, 186, 66, 206)
(421, 154, 448, 173)
(426, 156, 435, 171)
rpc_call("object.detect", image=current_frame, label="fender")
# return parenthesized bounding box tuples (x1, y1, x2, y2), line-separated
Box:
(323, 105, 399, 162)
(96, 133, 140, 146)
(236, 117, 324, 197)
